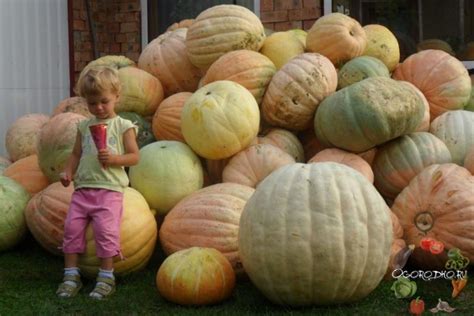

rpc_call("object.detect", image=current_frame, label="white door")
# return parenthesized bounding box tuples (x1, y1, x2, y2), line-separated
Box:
(0, 0, 70, 158)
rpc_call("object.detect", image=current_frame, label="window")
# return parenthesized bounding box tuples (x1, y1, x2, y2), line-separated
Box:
(327, 0, 474, 62)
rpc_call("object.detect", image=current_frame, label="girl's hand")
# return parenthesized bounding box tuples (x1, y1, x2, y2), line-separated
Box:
(98, 148, 115, 166)
(59, 172, 72, 187)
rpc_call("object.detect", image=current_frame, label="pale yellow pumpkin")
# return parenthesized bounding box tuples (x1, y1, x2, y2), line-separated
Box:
(362, 24, 400, 72)
(239, 162, 392, 305)
(259, 31, 305, 70)
(185, 5, 265, 70)
(306, 13, 367, 66)
(181, 80, 260, 159)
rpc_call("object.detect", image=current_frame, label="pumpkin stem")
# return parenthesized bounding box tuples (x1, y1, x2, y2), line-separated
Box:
(414, 211, 434, 233)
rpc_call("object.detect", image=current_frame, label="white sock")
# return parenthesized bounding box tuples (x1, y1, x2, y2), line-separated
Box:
(63, 267, 80, 287)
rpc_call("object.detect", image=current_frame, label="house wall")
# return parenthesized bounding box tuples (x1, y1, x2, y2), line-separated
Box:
(260, 0, 322, 31)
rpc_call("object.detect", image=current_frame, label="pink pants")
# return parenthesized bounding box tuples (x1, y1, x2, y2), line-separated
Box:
(62, 188, 123, 258)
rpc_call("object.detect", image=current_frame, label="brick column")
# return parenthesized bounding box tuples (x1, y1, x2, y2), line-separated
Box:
(260, 0, 322, 31)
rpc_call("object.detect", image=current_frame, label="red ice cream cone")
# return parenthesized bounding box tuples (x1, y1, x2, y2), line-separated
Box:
(89, 124, 107, 168)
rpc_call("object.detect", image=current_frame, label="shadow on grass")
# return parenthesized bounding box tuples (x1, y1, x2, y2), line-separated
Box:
(0, 233, 472, 315)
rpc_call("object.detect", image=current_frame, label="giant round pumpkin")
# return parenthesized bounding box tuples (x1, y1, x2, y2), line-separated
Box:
(372, 132, 452, 199)
(25, 181, 74, 256)
(306, 13, 367, 66)
(36, 113, 86, 182)
(152, 92, 192, 142)
(398, 81, 430, 132)
(259, 31, 305, 70)
(6, 113, 49, 161)
(138, 28, 202, 97)
(239, 162, 392, 305)
(392, 49, 471, 120)
(337, 56, 390, 89)
(159, 183, 255, 273)
(0, 176, 30, 251)
(429, 110, 474, 165)
(129, 141, 203, 214)
(262, 53, 337, 131)
(314, 77, 425, 152)
(156, 247, 236, 305)
(3, 155, 50, 196)
(181, 80, 260, 159)
(362, 24, 400, 72)
(391, 164, 474, 269)
(78, 187, 158, 278)
(185, 4, 265, 70)
(200, 50, 276, 104)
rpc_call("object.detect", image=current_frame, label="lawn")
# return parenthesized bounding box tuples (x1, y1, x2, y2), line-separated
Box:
(1, 234, 472, 315)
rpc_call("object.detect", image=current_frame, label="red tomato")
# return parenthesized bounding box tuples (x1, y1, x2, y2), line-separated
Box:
(430, 240, 445, 254)
(409, 297, 425, 315)
(420, 237, 434, 251)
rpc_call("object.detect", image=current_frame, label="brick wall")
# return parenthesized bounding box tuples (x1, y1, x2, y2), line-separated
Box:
(71, 0, 141, 85)
(260, 0, 322, 31)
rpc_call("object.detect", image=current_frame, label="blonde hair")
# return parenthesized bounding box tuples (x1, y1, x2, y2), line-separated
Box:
(75, 65, 121, 98)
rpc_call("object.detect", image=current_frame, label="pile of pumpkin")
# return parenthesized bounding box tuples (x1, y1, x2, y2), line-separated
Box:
(1, 4, 473, 307)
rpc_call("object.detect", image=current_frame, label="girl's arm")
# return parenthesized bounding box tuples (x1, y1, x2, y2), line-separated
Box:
(99, 128, 140, 167)
(60, 132, 82, 186)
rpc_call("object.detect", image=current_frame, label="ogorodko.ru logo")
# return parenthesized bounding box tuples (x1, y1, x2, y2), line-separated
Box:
(392, 269, 468, 281)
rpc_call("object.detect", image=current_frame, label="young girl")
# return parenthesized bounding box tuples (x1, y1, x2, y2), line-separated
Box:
(56, 65, 140, 299)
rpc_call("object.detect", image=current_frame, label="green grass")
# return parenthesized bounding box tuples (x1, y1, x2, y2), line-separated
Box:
(1, 234, 473, 315)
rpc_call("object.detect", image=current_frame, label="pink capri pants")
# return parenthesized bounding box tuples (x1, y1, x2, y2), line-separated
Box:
(62, 188, 123, 258)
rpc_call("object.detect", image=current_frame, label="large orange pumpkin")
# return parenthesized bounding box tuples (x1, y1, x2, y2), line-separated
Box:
(391, 164, 474, 269)
(138, 28, 202, 97)
(159, 183, 255, 273)
(152, 92, 192, 142)
(393, 49, 471, 120)
(3, 155, 50, 195)
(200, 50, 276, 104)
(306, 13, 367, 66)
(25, 182, 74, 255)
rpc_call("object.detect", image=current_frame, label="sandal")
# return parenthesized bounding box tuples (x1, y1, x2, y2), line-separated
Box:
(89, 276, 116, 300)
(56, 274, 83, 298)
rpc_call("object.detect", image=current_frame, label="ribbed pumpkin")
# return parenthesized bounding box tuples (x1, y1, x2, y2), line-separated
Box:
(314, 77, 425, 152)
(152, 92, 192, 142)
(3, 155, 50, 196)
(37, 113, 86, 182)
(82, 55, 135, 72)
(116, 67, 164, 116)
(78, 187, 158, 278)
(156, 247, 236, 305)
(181, 81, 260, 159)
(262, 53, 337, 131)
(24, 182, 74, 255)
(222, 144, 295, 188)
(362, 24, 400, 72)
(166, 18, 194, 32)
(398, 81, 430, 132)
(392, 50, 471, 120)
(159, 183, 255, 273)
(6, 113, 49, 161)
(257, 128, 304, 162)
(138, 28, 202, 97)
(239, 162, 392, 305)
(373, 132, 452, 199)
(430, 110, 474, 165)
(0, 176, 30, 251)
(200, 50, 276, 104)
(185, 5, 265, 70)
(337, 56, 390, 89)
(391, 164, 474, 269)
(129, 141, 204, 214)
(306, 13, 367, 66)
(308, 148, 374, 183)
(0, 156, 11, 175)
(52, 96, 93, 118)
(465, 148, 474, 174)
